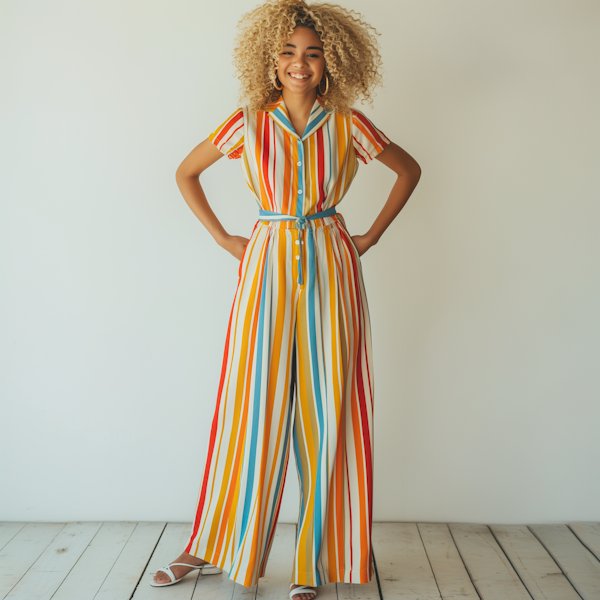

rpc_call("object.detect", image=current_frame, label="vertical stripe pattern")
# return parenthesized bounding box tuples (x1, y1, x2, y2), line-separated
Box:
(187, 96, 390, 587)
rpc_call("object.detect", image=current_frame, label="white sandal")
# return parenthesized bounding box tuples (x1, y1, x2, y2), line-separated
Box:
(290, 584, 317, 600)
(150, 561, 222, 587)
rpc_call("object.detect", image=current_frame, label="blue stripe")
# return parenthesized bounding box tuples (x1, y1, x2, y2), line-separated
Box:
(272, 107, 297, 137)
(296, 140, 304, 217)
(306, 229, 325, 583)
(293, 417, 306, 528)
(302, 109, 329, 139)
(239, 243, 271, 538)
(259, 378, 294, 574)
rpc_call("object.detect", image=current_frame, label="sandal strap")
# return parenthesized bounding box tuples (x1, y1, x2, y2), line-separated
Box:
(290, 585, 317, 600)
(155, 565, 175, 583)
(168, 562, 205, 569)
(155, 562, 204, 583)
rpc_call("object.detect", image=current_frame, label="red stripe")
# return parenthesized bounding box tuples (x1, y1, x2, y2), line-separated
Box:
(213, 109, 243, 148)
(316, 127, 325, 211)
(261, 114, 274, 203)
(353, 137, 373, 163)
(339, 224, 374, 570)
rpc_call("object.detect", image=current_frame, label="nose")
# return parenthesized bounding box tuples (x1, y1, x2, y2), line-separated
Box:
(292, 54, 309, 69)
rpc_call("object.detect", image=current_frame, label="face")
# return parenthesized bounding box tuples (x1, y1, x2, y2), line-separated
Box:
(276, 26, 326, 95)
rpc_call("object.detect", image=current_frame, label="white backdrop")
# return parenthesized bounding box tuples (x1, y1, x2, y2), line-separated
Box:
(1, 0, 599, 525)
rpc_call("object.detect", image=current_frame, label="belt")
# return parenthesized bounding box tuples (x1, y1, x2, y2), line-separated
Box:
(257, 206, 337, 285)
(257, 206, 337, 229)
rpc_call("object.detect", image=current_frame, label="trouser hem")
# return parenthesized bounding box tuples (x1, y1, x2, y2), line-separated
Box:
(290, 567, 373, 585)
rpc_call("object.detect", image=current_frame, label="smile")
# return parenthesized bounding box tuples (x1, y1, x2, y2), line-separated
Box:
(289, 73, 310, 80)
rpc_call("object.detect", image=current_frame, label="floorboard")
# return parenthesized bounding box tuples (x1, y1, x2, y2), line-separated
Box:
(490, 524, 580, 600)
(449, 523, 530, 600)
(417, 522, 479, 600)
(567, 522, 600, 562)
(4, 522, 102, 600)
(0, 523, 66, 598)
(372, 522, 441, 600)
(530, 524, 600, 600)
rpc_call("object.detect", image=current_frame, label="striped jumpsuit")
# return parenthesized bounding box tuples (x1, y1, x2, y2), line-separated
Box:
(184, 96, 391, 588)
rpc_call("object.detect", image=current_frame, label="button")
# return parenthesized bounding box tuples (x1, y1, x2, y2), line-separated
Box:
(295, 255, 300, 260)
(295, 240, 299, 245)
(298, 190, 303, 194)
(297, 161, 302, 166)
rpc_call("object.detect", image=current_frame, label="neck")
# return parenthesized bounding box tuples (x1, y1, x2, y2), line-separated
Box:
(281, 88, 318, 118)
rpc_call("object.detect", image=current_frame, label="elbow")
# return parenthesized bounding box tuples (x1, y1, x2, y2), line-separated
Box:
(407, 158, 422, 184)
(413, 163, 422, 182)
(175, 166, 197, 185)
(395, 161, 421, 185)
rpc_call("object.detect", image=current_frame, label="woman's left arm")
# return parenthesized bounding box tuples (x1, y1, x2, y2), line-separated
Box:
(353, 142, 422, 255)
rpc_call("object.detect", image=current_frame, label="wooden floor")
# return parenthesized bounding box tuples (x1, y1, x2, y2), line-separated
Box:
(1, 521, 600, 600)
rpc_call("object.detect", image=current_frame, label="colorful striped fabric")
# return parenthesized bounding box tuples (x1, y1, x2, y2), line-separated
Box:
(184, 95, 391, 588)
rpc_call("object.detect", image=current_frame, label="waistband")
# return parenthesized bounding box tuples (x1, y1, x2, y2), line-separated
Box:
(258, 206, 337, 230)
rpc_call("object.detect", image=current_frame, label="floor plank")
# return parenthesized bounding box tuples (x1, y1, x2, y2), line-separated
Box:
(131, 522, 201, 600)
(417, 523, 479, 600)
(94, 522, 166, 600)
(190, 564, 236, 600)
(49, 522, 137, 600)
(5, 522, 102, 600)
(337, 576, 378, 600)
(0, 522, 66, 598)
(567, 522, 600, 562)
(0, 524, 27, 552)
(449, 523, 530, 600)
(491, 524, 580, 600)
(530, 524, 600, 600)
(372, 522, 441, 600)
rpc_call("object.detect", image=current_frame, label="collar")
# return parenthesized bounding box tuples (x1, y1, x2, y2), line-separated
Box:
(265, 95, 333, 141)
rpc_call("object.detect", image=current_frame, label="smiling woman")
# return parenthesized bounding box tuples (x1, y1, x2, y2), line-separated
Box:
(165, 0, 422, 596)
(231, 0, 384, 116)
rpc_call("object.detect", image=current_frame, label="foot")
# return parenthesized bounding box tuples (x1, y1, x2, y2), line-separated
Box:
(152, 552, 208, 585)
(290, 584, 317, 600)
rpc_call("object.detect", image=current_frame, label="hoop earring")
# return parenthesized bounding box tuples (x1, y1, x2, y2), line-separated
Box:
(274, 72, 283, 90)
(318, 73, 329, 96)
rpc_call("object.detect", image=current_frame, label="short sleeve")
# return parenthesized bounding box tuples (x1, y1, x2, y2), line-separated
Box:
(351, 108, 391, 165)
(208, 107, 244, 159)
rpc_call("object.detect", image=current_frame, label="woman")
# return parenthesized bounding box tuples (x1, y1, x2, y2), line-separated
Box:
(151, 0, 421, 596)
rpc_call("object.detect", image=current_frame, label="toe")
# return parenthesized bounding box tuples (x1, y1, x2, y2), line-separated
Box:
(154, 570, 167, 583)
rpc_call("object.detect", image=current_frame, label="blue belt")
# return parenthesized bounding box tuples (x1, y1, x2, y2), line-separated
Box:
(258, 206, 337, 229)
(257, 206, 337, 285)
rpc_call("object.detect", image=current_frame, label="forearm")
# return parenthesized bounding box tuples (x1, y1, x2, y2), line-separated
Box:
(175, 174, 229, 247)
(365, 169, 421, 246)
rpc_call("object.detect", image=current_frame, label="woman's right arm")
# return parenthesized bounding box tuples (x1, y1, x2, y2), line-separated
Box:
(175, 138, 249, 260)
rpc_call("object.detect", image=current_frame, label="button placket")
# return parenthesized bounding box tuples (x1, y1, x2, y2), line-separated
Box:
(296, 139, 305, 215)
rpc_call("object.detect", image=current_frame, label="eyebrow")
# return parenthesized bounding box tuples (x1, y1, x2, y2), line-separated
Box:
(284, 43, 324, 52)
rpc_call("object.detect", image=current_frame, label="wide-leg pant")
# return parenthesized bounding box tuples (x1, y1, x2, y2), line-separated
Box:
(184, 212, 375, 587)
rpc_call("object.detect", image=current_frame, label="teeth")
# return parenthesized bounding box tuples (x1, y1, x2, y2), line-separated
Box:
(289, 73, 309, 79)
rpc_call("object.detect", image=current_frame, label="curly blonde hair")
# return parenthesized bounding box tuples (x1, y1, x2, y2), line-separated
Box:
(231, 0, 384, 116)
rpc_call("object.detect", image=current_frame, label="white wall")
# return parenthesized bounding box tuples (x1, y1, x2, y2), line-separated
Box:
(1, 0, 598, 525)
